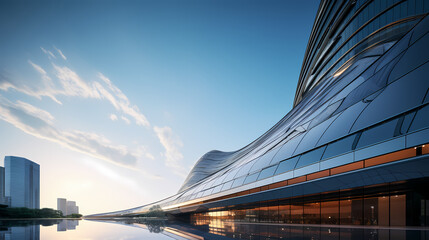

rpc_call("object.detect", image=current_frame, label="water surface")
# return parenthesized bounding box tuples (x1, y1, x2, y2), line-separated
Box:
(0, 219, 428, 239)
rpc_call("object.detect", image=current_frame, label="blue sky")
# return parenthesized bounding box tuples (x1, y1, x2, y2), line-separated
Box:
(0, 0, 319, 214)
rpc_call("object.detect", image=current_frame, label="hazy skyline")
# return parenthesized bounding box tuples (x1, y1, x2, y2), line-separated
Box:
(0, 0, 318, 214)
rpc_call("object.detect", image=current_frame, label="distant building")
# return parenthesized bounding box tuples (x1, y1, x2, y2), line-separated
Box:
(58, 198, 79, 216)
(66, 201, 78, 215)
(5, 156, 40, 209)
(57, 198, 67, 216)
(0, 166, 5, 205)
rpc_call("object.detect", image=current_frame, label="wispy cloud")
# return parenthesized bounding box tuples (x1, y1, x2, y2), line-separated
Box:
(110, 114, 118, 121)
(0, 52, 187, 180)
(41, 47, 56, 59)
(121, 116, 130, 124)
(0, 97, 157, 173)
(154, 126, 187, 177)
(53, 46, 67, 60)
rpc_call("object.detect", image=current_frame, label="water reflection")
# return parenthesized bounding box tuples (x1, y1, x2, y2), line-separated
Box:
(0, 219, 428, 239)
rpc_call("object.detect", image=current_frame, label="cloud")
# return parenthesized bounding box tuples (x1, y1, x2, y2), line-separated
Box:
(41, 47, 56, 59)
(121, 116, 130, 124)
(0, 97, 158, 173)
(97, 73, 150, 127)
(110, 114, 118, 121)
(154, 126, 187, 177)
(1, 61, 151, 127)
(53, 46, 67, 60)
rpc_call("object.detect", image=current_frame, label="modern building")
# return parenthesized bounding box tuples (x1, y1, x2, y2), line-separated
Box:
(4, 156, 40, 209)
(57, 198, 67, 216)
(0, 166, 5, 205)
(66, 201, 78, 215)
(89, 0, 429, 227)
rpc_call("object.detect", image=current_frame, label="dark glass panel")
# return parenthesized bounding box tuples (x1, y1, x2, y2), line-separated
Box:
(340, 198, 363, 225)
(408, 104, 429, 132)
(401, 112, 416, 134)
(279, 203, 291, 223)
(268, 205, 279, 223)
(322, 134, 356, 160)
(243, 173, 259, 185)
(355, 118, 398, 149)
(390, 194, 406, 226)
(290, 202, 303, 224)
(275, 156, 300, 175)
(303, 202, 321, 224)
(378, 196, 390, 226)
(363, 197, 379, 225)
(295, 146, 326, 169)
(257, 165, 277, 180)
(321, 200, 339, 224)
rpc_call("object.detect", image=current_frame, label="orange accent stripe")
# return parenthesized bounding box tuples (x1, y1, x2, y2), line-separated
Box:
(307, 169, 330, 180)
(331, 161, 364, 175)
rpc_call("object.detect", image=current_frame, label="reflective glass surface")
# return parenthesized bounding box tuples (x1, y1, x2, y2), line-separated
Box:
(257, 165, 277, 180)
(243, 172, 259, 185)
(408, 104, 429, 132)
(275, 156, 300, 175)
(322, 134, 357, 160)
(355, 118, 398, 149)
(295, 146, 326, 169)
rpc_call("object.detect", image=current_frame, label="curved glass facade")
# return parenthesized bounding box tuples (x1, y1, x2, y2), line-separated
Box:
(88, 0, 429, 227)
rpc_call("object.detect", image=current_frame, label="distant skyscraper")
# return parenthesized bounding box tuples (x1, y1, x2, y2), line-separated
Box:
(66, 201, 78, 215)
(57, 198, 67, 216)
(5, 156, 40, 209)
(0, 166, 5, 205)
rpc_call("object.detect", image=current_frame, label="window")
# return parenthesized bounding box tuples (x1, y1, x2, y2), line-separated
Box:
(257, 166, 277, 180)
(295, 146, 326, 169)
(231, 176, 246, 188)
(275, 156, 300, 175)
(322, 134, 357, 160)
(243, 173, 259, 185)
(408, 104, 429, 132)
(355, 118, 398, 149)
(249, 149, 279, 173)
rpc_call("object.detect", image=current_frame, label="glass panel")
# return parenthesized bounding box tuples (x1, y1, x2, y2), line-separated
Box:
(221, 181, 233, 191)
(231, 176, 246, 188)
(234, 160, 256, 178)
(409, 104, 429, 132)
(275, 156, 300, 175)
(243, 173, 259, 185)
(318, 101, 367, 146)
(303, 202, 321, 224)
(322, 134, 357, 160)
(390, 194, 406, 226)
(363, 197, 379, 225)
(340, 198, 363, 225)
(270, 134, 306, 163)
(279, 202, 291, 223)
(353, 62, 429, 132)
(378, 196, 390, 226)
(290, 202, 303, 224)
(355, 118, 398, 149)
(295, 146, 326, 169)
(401, 112, 416, 134)
(249, 149, 279, 173)
(222, 168, 240, 183)
(211, 184, 222, 194)
(257, 165, 277, 180)
(294, 116, 337, 155)
(321, 200, 339, 224)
